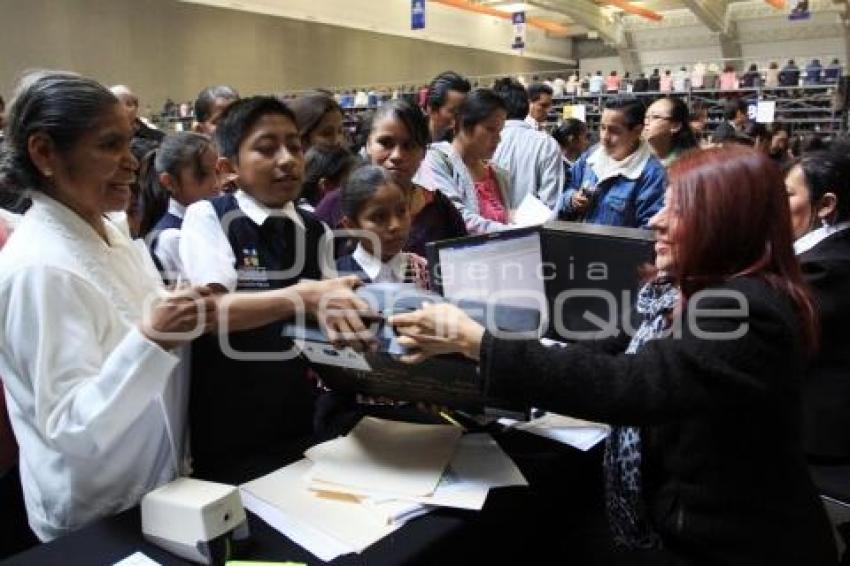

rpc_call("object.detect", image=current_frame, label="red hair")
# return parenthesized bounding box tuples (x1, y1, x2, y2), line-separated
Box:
(666, 146, 818, 355)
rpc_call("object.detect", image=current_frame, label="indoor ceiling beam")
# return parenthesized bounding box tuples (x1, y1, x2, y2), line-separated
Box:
(680, 0, 741, 60)
(602, 0, 664, 22)
(526, 0, 620, 43)
(680, 0, 728, 32)
(524, 0, 642, 72)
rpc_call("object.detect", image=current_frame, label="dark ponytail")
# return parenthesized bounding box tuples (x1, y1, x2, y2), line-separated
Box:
(138, 149, 168, 237)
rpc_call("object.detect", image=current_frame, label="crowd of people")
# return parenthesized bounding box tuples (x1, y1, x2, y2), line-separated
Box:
(270, 58, 842, 121)
(0, 66, 848, 564)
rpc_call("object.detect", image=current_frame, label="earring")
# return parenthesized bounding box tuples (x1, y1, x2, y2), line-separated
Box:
(43, 169, 52, 177)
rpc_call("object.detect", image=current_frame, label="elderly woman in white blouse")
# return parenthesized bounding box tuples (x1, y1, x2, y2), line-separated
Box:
(0, 71, 216, 541)
(0, 72, 375, 542)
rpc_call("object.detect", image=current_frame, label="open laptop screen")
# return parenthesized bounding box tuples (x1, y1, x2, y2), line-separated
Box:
(427, 227, 547, 316)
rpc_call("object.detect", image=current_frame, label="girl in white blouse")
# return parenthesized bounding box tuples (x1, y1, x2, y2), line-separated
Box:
(0, 71, 215, 541)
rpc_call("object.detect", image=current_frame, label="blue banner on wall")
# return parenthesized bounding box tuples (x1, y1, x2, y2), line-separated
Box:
(512, 11, 526, 49)
(412, 0, 425, 30)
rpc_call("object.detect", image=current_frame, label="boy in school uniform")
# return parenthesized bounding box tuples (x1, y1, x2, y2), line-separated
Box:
(180, 96, 372, 481)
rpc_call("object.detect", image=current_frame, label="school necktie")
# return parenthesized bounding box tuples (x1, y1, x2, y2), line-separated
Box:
(260, 216, 296, 273)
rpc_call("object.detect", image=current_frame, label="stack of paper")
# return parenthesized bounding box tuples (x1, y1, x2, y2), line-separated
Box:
(239, 417, 528, 561)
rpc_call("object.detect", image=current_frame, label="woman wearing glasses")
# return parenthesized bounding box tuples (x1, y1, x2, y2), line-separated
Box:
(643, 96, 698, 168)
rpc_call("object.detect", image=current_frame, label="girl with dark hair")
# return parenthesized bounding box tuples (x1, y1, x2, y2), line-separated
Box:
(316, 99, 467, 256)
(288, 91, 345, 150)
(335, 165, 428, 288)
(391, 146, 835, 564)
(0, 70, 214, 541)
(786, 150, 850, 463)
(551, 119, 590, 187)
(643, 96, 698, 167)
(416, 89, 513, 234)
(300, 144, 358, 210)
(138, 132, 219, 281)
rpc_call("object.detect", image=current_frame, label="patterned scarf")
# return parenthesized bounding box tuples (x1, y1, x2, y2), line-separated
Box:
(604, 278, 680, 549)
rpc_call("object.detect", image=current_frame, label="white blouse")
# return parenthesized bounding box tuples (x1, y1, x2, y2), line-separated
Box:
(0, 193, 188, 541)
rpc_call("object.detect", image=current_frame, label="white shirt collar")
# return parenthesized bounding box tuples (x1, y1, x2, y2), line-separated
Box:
(104, 211, 131, 238)
(352, 243, 406, 283)
(524, 115, 542, 131)
(794, 221, 850, 255)
(506, 119, 534, 131)
(234, 189, 304, 230)
(587, 140, 652, 182)
(168, 198, 187, 219)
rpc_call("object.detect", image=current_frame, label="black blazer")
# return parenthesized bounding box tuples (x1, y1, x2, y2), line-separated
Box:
(480, 277, 835, 565)
(799, 229, 850, 461)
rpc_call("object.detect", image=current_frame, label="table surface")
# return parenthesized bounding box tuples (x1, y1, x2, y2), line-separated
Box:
(4, 423, 614, 566)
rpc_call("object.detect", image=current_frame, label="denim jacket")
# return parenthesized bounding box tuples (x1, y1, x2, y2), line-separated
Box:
(557, 143, 666, 228)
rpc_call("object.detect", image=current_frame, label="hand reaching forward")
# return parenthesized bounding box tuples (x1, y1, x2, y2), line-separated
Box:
(389, 303, 485, 364)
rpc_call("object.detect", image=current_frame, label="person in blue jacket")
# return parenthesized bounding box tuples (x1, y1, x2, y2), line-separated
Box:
(557, 97, 666, 228)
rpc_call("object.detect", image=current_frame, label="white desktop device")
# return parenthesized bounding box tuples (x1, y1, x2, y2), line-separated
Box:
(141, 477, 249, 564)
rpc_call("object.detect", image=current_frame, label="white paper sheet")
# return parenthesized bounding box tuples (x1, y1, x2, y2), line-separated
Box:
(305, 417, 462, 497)
(756, 100, 776, 124)
(511, 193, 555, 228)
(240, 459, 400, 561)
(502, 413, 610, 451)
(308, 433, 527, 511)
(113, 552, 162, 566)
(359, 497, 434, 525)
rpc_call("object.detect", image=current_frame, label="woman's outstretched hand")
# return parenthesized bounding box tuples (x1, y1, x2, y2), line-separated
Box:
(389, 303, 485, 364)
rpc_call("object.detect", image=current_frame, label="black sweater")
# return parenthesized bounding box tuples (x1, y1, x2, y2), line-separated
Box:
(799, 229, 850, 461)
(481, 277, 835, 565)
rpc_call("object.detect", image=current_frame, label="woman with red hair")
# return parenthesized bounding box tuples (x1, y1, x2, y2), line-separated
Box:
(390, 146, 835, 564)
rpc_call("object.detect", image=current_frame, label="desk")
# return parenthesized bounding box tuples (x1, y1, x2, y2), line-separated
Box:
(3, 428, 613, 565)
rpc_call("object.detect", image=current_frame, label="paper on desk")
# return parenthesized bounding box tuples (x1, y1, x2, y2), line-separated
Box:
(511, 193, 555, 227)
(502, 413, 610, 451)
(240, 459, 400, 562)
(305, 416, 463, 497)
(113, 552, 161, 566)
(308, 433, 527, 511)
(359, 497, 434, 525)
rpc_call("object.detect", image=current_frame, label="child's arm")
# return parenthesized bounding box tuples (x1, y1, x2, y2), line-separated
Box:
(179, 202, 375, 348)
(211, 276, 376, 350)
(210, 276, 366, 332)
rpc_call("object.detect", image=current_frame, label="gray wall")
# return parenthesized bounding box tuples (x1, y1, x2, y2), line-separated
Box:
(0, 0, 567, 109)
